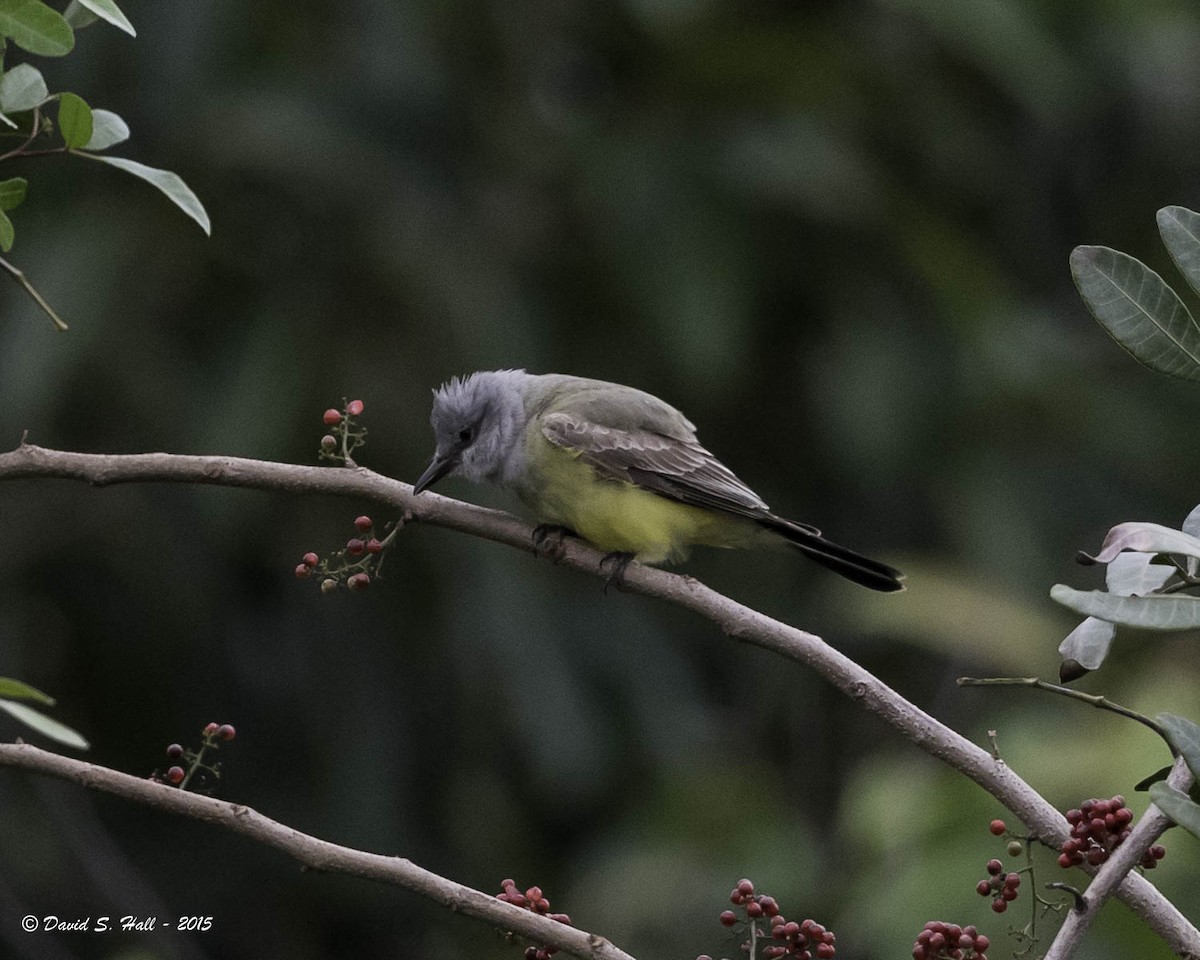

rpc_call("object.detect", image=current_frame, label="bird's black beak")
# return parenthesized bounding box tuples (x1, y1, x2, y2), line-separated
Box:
(413, 450, 460, 494)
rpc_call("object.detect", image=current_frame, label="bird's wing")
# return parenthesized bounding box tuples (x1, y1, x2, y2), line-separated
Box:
(541, 411, 812, 525)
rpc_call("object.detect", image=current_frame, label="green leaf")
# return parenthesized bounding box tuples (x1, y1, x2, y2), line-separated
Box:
(82, 107, 128, 150)
(1070, 244, 1200, 381)
(0, 698, 89, 749)
(62, 1, 97, 29)
(80, 153, 211, 235)
(1158, 713, 1200, 783)
(0, 175, 26, 211)
(0, 676, 53, 704)
(1136, 764, 1173, 792)
(71, 0, 132, 35)
(0, 61, 47, 113)
(0, 0, 74, 56)
(1057, 616, 1115, 671)
(1158, 206, 1200, 299)
(1050, 584, 1200, 631)
(57, 91, 91, 148)
(1149, 781, 1200, 840)
(0, 207, 14, 252)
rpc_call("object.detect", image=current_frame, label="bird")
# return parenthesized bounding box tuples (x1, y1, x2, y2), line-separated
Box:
(413, 370, 904, 592)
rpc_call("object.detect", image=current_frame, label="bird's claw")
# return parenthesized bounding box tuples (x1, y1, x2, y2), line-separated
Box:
(532, 524, 575, 563)
(599, 551, 636, 593)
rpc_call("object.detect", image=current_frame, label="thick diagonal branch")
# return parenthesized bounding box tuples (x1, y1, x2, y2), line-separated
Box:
(1, 440, 1197, 958)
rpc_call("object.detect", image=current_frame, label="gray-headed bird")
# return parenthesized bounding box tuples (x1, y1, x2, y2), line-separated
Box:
(414, 370, 903, 592)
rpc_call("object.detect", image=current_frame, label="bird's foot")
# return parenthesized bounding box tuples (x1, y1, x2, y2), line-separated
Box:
(532, 524, 575, 563)
(599, 551, 636, 593)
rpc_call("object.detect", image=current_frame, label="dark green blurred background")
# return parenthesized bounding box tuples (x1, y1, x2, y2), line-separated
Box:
(2, 1, 1199, 958)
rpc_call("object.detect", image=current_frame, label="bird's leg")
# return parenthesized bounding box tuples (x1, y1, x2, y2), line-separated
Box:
(532, 524, 576, 563)
(599, 551, 636, 592)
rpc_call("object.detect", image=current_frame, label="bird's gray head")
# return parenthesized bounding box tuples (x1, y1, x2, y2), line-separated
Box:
(413, 370, 531, 494)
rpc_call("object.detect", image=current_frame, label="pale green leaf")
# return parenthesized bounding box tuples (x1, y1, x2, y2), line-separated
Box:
(1149, 781, 1200, 840)
(0, 109, 16, 129)
(0, 176, 26, 211)
(1051, 584, 1200, 631)
(0, 698, 89, 749)
(1057, 616, 1115, 671)
(1083, 521, 1200, 563)
(80, 154, 210, 235)
(1105, 552, 1174, 597)
(0, 61, 47, 113)
(1158, 206, 1200, 299)
(1158, 714, 1200, 783)
(0, 676, 53, 704)
(1070, 245, 1200, 381)
(57, 91, 92, 148)
(0, 0, 74, 56)
(0, 207, 14, 252)
(72, 0, 132, 35)
(82, 108, 128, 150)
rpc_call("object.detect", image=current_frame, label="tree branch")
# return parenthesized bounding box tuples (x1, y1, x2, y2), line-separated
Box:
(0, 741, 633, 960)
(2, 440, 1198, 957)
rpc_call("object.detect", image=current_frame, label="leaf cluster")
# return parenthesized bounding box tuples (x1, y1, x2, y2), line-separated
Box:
(0, 0, 208, 329)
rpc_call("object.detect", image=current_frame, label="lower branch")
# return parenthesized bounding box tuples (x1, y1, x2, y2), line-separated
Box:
(0, 742, 633, 960)
(1, 441, 1198, 957)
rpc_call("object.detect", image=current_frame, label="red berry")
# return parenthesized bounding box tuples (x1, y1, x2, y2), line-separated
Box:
(347, 572, 370, 591)
(1005, 873, 1021, 887)
(737, 879, 755, 896)
(203, 722, 219, 735)
(986, 859, 1003, 875)
(321, 434, 337, 449)
(1065, 808, 1083, 824)
(975, 935, 990, 952)
(217, 724, 236, 741)
(746, 901, 764, 918)
(730, 892, 745, 905)
(1001, 887, 1018, 901)
(1150, 844, 1166, 860)
(166, 766, 185, 785)
(367, 538, 383, 553)
(354, 515, 373, 531)
(166, 743, 183, 759)
(992, 898, 1007, 913)
(303, 552, 319, 567)
(550, 913, 571, 925)
(759, 896, 779, 917)
(323, 409, 342, 426)
(295, 563, 311, 579)
(989, 819, 1006, 836)
(720, 910, 737, 927)
(816, 945, 834, 959)
(976, 880, 991, 896)
(347, 538, 365, 555)
(346, 399, 364, 416)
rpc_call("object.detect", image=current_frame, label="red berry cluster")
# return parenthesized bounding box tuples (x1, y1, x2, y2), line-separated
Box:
(703, 879, 835, 960)
(295, 515, 390, 593)
(974, 859, 1020, 913)
(1059, 796, 1165, 869)
(148, 721, 236, 793)
(495, 879, 573, 960)
(318, 398, 367, 464)
(911, 922, 989, 960)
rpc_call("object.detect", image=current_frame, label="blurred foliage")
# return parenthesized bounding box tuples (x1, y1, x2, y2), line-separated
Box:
(2, 1, 1200, 958)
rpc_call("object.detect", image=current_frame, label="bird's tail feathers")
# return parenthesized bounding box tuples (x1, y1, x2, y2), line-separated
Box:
(759, 515, 905, 593)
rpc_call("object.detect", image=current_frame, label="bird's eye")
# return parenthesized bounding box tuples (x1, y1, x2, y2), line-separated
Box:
(458, 427, 474, 444)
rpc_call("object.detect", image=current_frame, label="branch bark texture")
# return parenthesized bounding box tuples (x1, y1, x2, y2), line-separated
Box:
(2, 441, 1198, 958)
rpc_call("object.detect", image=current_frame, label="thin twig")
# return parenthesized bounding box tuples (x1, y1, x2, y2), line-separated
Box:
(957, 677, 1175, 749)
(0, 105, 42, 162)
(0, 256, 68, 330)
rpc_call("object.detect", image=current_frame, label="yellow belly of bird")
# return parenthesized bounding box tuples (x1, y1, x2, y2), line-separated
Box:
(522, 444, 759, 564)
